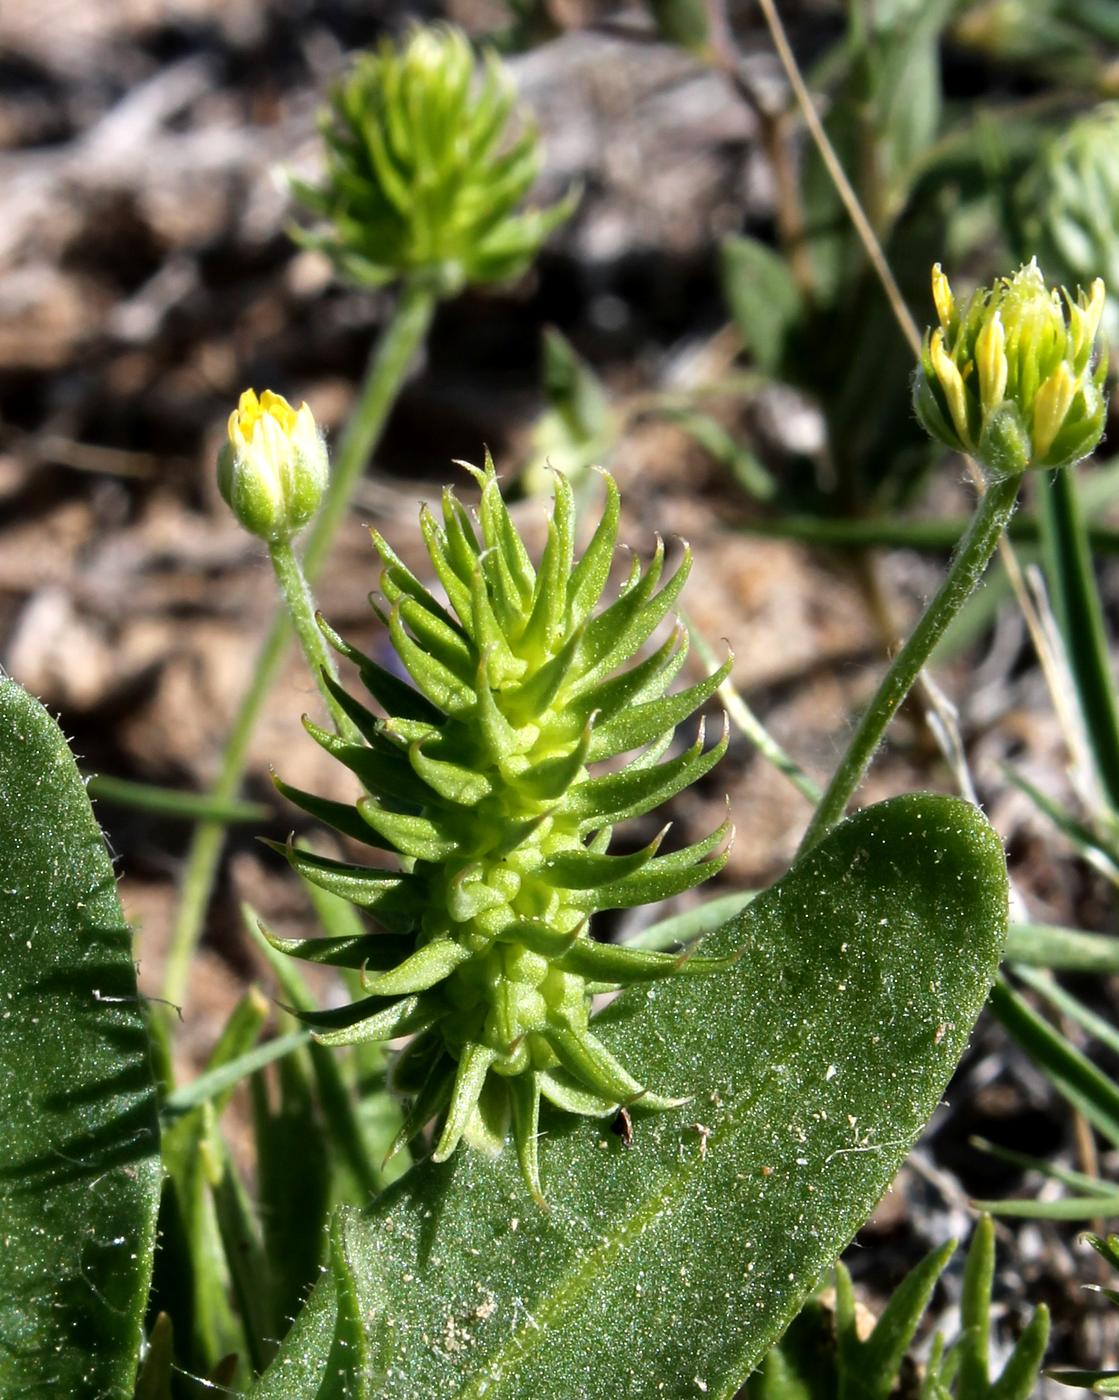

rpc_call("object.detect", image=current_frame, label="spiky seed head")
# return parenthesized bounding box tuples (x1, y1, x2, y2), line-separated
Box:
(913, 261, 1108, 478)
(289, 24, 575, 296)
(269, 460, 734, 1202)
(218, 389, 328, 542)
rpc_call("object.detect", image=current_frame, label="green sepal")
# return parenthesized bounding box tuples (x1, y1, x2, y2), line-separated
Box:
(445, 865, 510, 922)
(566, 468, 621, 629)
(475, 648, 524, 762)
(587, 653, 732, 761)
(574, 538, 667, 680)
(568, 714, 728, 829)
(262, 840, 419, 924)
(387, 604, 476, 713)
(302, 717, 433, 809)
(385, 1058, 454, 1164)
(433, 1043, 497, 1161)
(544, 827, 667, 889)
(317, 670, 386, 746)
(371, 528, 460, 632)
(316, 614, 442, 725)
(537, 1067, 618, 1117)
(260, 927, 414, 971)
(359, 939, 474, 996)
(508, 1072, 546, 1209)
(513, 721, 593, 802)
(546, 1027, 659, 1106)
(408, 738, 493, 805)
(553, 936, 740, 985)
(505, 625, 585, 720)
(478, 457, 535, 605)
(566, 819, 732, 910)
(357, 799, 460, 861)
(270, 774, 401, 853)
(520, 481, 576, 658)
(419, 504, 475, 623)
(469, 554, 525, 682)
(567, 622, 689, 724)
(493, 919, 584, 959)
(306, 994, 441, 1046)
(578, 543, 694, 690)
(393, 594, 475, 684)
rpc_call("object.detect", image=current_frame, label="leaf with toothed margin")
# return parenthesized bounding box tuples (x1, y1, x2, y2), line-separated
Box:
(249, 795, 1008, 1400)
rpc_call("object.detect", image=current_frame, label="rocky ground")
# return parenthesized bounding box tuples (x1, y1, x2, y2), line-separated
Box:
(2, 0, 1117, 1389)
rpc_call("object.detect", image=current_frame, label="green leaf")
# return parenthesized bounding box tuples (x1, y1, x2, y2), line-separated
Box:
(523, 328, 614, 493)
(721, 235, 804, 376)
(0, 679, 161, 1395)
(85, 772, 269, 823)
(990, 977, 1119, 1149)
(1006, 921, 1119, 973)
(662, 407, 778, 502)
(1038, 465, 1119, 812)
(251, 793, 1007, 1399)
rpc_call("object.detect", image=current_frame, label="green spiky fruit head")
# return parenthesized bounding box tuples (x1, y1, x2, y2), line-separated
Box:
(269, 461, 734, 1202)
(289, 24, 575, 295)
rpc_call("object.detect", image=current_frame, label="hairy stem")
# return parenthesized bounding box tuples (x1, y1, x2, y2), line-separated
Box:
(268, 537, 359, 744)
(163, 280, 437, 1006)
(799, 475, 1021, 852)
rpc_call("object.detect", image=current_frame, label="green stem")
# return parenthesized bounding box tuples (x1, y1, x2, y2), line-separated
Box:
(268, 537, 359, 743)
(163, 280, 437, 1007)
(1038, 466, 1119, 812)
(798, 475, 1021, 853)
(735, 512, 1119, 554)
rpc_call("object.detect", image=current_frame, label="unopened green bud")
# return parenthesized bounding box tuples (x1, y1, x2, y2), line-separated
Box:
(290, 24, 574, 295)
(914, 260, 1108, 477)
(1013, 105, 1119, 349)
(217, 389, 328, 542)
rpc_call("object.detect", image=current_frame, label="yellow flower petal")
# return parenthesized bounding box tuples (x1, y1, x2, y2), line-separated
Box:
(975, 311, 1007, 416)
(931, 263, 955, 331)
(1031, 363, 1076, 460)
(929, 329, 973, 448)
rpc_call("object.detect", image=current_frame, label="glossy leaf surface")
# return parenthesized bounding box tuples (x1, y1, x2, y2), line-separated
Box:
(253, 793, 1006, 1399)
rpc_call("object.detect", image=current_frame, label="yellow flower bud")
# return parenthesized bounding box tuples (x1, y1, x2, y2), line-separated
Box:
(931, 262, 955, 332)
(218, 389, 328, 542)
(975, 311, 1008, 418)
(914, 261, 1109, 477)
